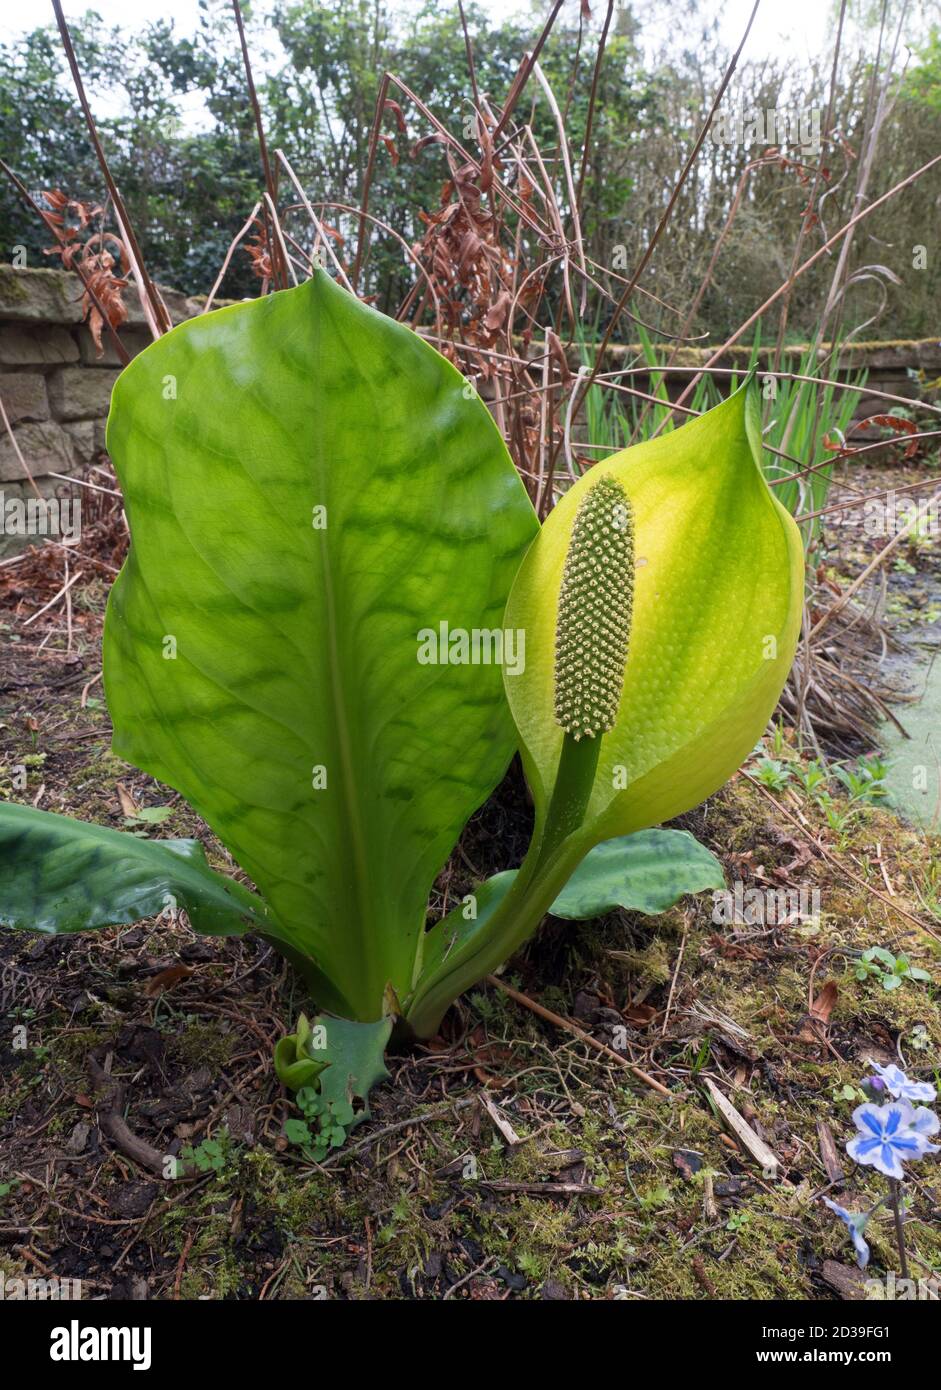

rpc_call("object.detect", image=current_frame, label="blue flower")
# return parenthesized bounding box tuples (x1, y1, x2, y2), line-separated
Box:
(869, 1062, 936, 1105)
(909, 1105, 940, 1139)
(847, 1101, 940, 1180)
(822, 1197, 872, 1269)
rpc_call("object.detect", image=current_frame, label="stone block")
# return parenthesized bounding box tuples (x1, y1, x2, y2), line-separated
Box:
(861, 376, 919, 400)
(63, 419, 99, 463)
(0, 264, 198, 332)
(47, 366, 121, 421)
(865, 345, 915, 370)
(0, 372, 49, 423)
(77, 326, 151, 365)
(0, 475, 84, 556)
(123, 280, 194, 328)
(0, 420, 77, 483)
(916, 340, 941, 372)
(0, 324, 79, 365)
(0, 264, 84, 323)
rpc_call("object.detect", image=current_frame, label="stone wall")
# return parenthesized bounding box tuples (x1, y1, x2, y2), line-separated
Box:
(598, 338, 941, 427)
(0, 264, 202, 553)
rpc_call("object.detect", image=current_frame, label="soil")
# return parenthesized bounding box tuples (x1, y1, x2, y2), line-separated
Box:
(1, 459, 940, 1302)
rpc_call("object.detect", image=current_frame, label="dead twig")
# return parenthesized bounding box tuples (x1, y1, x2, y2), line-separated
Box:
(485, 974, 672, 1098)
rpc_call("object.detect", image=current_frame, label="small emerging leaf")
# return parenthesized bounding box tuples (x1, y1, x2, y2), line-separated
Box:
(284, 1118, 312, 1146)
(276, 1014, 392, 1134)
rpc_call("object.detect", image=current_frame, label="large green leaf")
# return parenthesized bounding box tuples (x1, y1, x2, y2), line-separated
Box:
(549, 829, 725, 918)
(0, 801, 267, 935)
(103, 272, 538, 1020)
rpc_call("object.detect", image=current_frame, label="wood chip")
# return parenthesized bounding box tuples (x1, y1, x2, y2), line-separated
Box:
(479, 1092, 523, 1146)
(143, 964, 194, 997)
(816, 1119, 845, 1184)
(703, 1078, 782, 1180)
(703, 1170, 718, 1220)
(820, 1259, 868, 1300)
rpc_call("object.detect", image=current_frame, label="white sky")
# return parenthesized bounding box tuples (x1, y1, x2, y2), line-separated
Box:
(1, 0, 835, 65)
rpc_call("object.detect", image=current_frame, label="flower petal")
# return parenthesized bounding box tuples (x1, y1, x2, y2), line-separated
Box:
(853, 1103, 885, 1138)
(910, 1106, 940, 1138)
(876, 1142, 907, 1179)
(847, 1134, 882, 1161)
(503, 385, 804, 840)
(822, 1196, 871, 1269)
(871, 1060, 937, 1104)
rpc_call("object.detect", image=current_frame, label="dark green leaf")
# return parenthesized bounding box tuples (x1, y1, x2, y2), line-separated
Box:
(306, 1015, 392, 1123)
(549, 830, 726, 918)
(0, 801, 268, 936)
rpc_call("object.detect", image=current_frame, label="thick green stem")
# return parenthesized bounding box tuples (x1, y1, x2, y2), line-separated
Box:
(404, 732, 602, 1037)
(540, 731, 602, 858)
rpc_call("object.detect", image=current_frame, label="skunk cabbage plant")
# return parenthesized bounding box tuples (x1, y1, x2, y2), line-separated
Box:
(0, 272, 803, 1116)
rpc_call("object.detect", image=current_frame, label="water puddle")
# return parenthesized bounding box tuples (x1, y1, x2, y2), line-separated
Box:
(823, 461, 941, 831)
(882, 645, 941, 830)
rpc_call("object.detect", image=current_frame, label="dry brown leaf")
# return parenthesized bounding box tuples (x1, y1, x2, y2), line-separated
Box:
(622, 1001, 658, 1027)
(143, 965, 194, 997)
(810, 980, 838, 1024)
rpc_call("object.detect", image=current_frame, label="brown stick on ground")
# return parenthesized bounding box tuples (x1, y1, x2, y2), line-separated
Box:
(480, 1180, 602, 1197)
(173, 1231, 196, 1300)
(89, 1056, 187, 1179)
(485, 974, 672, 1098)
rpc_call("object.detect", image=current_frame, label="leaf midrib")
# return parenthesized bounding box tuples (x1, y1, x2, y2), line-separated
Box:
(317, 487, 382, 1013)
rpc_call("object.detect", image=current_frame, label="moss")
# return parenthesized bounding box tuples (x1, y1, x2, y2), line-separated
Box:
(0, 265, 31, 302)
(0, 1073, 44, 1121)
(646, 1196, 813, 1299)
(169, 1021, 235, 1071)
(613, 938, 672, 986)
